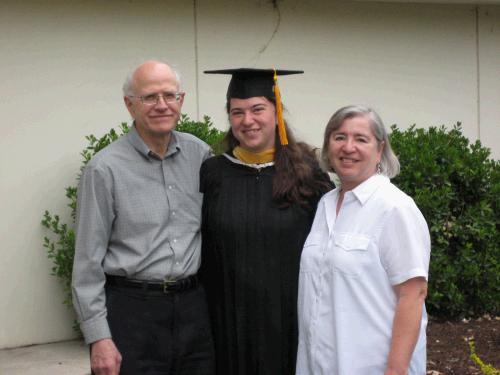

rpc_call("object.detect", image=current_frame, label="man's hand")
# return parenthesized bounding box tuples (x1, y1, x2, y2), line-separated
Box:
(90, 338, 122, 375)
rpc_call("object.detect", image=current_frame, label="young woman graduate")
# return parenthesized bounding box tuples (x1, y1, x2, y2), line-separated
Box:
(200, 68, 333, 375)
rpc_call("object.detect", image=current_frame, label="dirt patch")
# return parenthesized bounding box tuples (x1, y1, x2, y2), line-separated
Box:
(427, 316, 500, 374)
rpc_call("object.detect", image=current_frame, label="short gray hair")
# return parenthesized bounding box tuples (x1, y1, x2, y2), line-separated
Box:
(322, 105, 400, 178)
(122, 61, 182, 96)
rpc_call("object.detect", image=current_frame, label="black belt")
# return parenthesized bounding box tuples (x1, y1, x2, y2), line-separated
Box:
(105, 274, 198, 293)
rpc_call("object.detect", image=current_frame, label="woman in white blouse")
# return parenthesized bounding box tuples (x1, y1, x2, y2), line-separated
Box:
(296, 105, 431, 375)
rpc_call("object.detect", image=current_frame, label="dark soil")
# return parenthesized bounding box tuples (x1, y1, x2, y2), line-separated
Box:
(427, 316, 500, 374)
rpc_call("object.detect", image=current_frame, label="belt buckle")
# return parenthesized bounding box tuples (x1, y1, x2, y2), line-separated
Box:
(163, 279, 176, 293)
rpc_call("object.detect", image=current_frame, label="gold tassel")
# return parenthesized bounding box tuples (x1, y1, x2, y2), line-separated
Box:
(273, 69, 289, 146)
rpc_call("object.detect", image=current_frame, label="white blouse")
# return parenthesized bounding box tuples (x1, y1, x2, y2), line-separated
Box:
(296, 174, 431, 375)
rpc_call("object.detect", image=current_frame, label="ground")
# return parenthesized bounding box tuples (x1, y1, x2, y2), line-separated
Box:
(427, 315, 500, 374)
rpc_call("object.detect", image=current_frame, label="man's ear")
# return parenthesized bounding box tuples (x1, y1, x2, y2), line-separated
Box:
(124, 96, 135, 118)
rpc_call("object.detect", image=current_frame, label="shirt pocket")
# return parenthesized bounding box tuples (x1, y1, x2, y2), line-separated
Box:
(332, 232, 371, 277)
(299, 233, 324, 273)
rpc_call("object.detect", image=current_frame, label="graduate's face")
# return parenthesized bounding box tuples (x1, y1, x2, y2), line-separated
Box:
(228, 97, 277, 153)
(328, 115, 383, 191)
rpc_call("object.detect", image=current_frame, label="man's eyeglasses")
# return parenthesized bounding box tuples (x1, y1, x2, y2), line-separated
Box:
(129, 92, 183, 106)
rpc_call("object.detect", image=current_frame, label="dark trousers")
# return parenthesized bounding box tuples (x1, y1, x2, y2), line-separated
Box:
(100, 282, 215, 375)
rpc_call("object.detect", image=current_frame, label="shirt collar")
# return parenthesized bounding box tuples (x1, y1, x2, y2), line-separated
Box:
(322, 174, 388, 232)
(350, 174, 388, 205)
(127, 124, 180, 160)
(165, 131, 180, 158)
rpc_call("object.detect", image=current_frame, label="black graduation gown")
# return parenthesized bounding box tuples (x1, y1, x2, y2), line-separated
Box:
(200, 154, 330, 375)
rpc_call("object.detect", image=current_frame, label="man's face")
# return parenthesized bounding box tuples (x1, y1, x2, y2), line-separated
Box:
(124, 62, 184, 138)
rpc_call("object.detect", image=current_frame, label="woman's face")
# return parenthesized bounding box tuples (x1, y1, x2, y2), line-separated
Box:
(228, 97, 276, 153)
(328, 115, 383, 191)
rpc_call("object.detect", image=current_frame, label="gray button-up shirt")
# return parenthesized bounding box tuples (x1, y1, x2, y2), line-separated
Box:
(72, 126, 211, 344)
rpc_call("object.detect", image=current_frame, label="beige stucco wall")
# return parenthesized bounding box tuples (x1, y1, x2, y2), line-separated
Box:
(0, 0, 498, 348)
(479, 5, 500, 151)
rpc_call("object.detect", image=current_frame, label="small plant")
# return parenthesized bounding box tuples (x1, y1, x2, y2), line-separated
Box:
(41, 122, 131, 309)
(41, 116, 225, 319)
(177, 114, 226, 155)
(390, 123, 500, 319)
(468, 338, 500, 375)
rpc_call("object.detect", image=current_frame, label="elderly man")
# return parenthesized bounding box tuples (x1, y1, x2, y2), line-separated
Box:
(72, 61, 214, 375)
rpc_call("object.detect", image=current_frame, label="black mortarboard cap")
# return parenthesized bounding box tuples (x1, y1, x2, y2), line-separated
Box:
(204, 68, 303, 100)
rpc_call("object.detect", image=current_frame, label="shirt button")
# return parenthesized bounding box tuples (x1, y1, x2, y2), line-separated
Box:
(172, 211, 176, 216)
(168, 185, 173, 190)
(175, 261, 180, 265)
(173, 239, 177, 243)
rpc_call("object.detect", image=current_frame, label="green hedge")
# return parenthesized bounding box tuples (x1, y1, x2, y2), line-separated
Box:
(390, 124, 499, 318)
(42, 120, 499, 320)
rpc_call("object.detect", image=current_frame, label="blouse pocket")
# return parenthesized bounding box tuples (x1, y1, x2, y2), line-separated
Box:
(332, 232, 371, 277)
(299, 233, 324, 273)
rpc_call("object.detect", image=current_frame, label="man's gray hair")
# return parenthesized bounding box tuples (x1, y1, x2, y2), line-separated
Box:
(321, 105, 400, 178)
(122, 61, 182, 96)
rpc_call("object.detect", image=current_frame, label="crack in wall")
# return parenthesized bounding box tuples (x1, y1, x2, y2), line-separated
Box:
(258, 3, 281, 54)
(248, 0, 282, 66)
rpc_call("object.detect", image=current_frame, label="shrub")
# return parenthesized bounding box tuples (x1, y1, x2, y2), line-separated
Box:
(43, 120, 499, 321)
(41, 115, 225, 317)
(390, 123, 500, 319)
(41, 122, 130, 309)
(177, 114, 226, 155)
